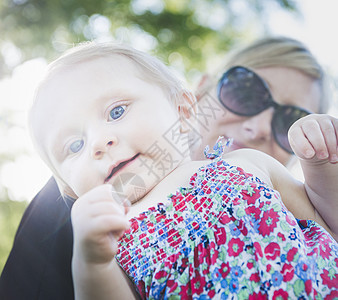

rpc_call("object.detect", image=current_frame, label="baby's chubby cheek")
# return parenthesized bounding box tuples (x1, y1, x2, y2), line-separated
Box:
(66, 174, 98, 198)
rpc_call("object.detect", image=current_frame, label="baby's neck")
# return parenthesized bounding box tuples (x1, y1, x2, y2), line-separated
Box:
(127, 158, 206, 219)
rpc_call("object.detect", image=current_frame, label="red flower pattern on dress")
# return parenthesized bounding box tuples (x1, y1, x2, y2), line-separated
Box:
(214, 226, 227, 245)
(228, 238, 245, 257)
(254, 242, 263, 259)
(220, 262, 231, 278)
(286, 247, 298, 262)
(326, 290, 338, 300)
(272, 289, 288, 299)
(305, 279, 313, 295)
(249, 291, 268, 299)
(250, 272, 260, 283)
(259, 208, 279, 236)
(281, 263, 294, 282)
(242, 184, 261, 204)
(264, 242, 281, 260)
(277, 232, 286, 241)
(178, 284, 191, 299)
(246, 205, 261, 220)
(209, 241, 219, 264)
(191, 270, 206, 295)
(318, 239, 332, 259)
(247, 261, 254, 269)
(320, 269, 338, 289)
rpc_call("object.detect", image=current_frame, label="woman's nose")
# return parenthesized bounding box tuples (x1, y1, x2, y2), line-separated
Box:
(242, 108, 273, 141)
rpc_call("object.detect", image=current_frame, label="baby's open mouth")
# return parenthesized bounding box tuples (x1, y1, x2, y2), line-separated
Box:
(104, 153, 140, 183)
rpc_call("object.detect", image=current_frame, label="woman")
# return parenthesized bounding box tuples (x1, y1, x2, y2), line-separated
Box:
(190, 36, 330, 167)
(0, 36, 332, 300)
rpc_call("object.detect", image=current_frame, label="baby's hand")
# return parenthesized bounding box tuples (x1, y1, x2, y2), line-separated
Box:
(288, 114, 338, 164)
(71, 184, 130, 265)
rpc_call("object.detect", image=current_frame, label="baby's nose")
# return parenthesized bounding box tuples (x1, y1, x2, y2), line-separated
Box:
(92, 139, 115, 159)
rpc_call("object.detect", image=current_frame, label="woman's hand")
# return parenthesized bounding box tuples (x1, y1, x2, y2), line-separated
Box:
(71, 184, 130, 265)
(288, 114, 338, 164)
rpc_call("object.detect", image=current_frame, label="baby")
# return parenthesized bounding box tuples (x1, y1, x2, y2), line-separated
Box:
(29, 42, 338, 299)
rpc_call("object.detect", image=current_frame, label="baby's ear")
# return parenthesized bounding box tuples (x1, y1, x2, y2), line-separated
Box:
(177, 89, 197, 133)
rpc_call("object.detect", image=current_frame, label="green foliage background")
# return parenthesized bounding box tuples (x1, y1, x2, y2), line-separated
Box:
(0, 0, 298, 80)
(0, 198, 28, 272)
(0, 0, 298, 274)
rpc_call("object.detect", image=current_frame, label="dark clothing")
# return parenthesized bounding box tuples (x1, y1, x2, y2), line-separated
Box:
(0, 177, 74, 300)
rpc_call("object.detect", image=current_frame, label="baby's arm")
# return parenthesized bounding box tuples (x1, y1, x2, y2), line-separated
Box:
(230, 148, 337, 241)
(71, 185, 138, 300)
(288, 114, 338, 239)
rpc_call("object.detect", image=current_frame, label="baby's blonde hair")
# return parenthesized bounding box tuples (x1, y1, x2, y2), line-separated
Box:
(222, 36, 330, 113)
(30, 41, 186, 198)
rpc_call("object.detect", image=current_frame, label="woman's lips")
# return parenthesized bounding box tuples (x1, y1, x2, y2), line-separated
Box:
(104, 153, 140, 183)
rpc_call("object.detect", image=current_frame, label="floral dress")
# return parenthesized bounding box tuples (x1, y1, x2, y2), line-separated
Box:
(116, 139, 338, 299)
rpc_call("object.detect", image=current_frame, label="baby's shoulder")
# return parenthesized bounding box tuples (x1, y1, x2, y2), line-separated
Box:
(224, 148, 278, 166)
(224, 147, 269, 159)
(223, 149, 275, 187)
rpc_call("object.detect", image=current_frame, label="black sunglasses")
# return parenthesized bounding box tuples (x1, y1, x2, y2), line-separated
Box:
(217, 66, 311, 154)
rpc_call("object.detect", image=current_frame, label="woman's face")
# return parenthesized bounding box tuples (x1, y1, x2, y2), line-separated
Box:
(191, 66, 321, 166)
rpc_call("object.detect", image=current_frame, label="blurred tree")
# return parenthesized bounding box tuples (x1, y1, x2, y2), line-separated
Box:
(0, 0, 299, 80)
(0, 196, 28, 273)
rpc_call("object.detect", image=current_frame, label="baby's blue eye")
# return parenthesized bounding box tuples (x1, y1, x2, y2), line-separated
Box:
(69, 140, 84, 153)
(110, 106, 125, 120)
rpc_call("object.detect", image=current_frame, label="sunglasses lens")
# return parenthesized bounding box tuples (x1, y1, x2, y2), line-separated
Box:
(272, 106, 310, 153)
(218, 67, 272, 116)
(219, 67, 311, 154)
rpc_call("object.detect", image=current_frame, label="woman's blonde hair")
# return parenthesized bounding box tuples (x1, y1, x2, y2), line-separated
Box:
(222, 36, 330, 113)
(30, 41, 186, 198)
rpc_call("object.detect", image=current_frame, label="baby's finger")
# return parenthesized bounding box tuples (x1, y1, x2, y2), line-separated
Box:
(111, 188, 131, 212)
(88, 215, 129, 258)
(88, 184, 128, 214)
(301, 119, 328, 160)
(87, 201, 127, 218)
(288, 126, 315, 159)
(92, 214, 130, 238)
(123, 202, 131, 215)
(318, 118, 338, 163)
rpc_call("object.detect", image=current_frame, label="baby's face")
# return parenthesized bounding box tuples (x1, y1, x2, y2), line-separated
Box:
(32, 56, 187, 202)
